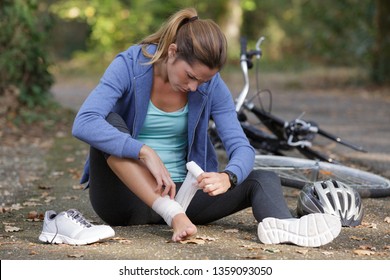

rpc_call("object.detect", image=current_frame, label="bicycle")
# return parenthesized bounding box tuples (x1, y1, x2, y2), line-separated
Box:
(209, 36, 390, 198)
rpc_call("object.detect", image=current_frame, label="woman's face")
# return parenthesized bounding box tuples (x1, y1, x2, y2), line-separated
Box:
(166, 44, 218, 93)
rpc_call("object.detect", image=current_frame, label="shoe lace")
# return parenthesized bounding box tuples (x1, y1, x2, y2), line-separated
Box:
(66, 209, 92, 228)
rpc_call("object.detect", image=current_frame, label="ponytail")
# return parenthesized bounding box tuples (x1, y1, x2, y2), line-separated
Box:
(140, 8, 227, 70)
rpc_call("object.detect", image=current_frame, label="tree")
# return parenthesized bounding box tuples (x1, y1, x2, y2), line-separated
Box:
(0, 0, 53, 107)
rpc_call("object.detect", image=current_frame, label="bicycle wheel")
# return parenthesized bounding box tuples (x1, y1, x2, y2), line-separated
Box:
(253, 155, 390, 198)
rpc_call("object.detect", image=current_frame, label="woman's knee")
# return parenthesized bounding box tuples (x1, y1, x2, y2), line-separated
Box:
(246, 169, 281, 185)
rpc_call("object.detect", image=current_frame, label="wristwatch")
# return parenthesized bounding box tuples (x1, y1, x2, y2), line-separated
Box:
(222, 170, 238, 189)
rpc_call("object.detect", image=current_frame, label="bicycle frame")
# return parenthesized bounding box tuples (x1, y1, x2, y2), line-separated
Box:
(229, 37, 367, 163)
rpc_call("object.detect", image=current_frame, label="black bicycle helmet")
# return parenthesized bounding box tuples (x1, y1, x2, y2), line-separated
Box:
(297, 179, 364, 227)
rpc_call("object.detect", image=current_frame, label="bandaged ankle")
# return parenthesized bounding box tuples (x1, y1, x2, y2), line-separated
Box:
(152, 195, 185, 226)
(175, 161, 204, 211)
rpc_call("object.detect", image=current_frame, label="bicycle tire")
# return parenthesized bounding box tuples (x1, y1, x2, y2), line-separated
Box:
(253, 155, 390, 198)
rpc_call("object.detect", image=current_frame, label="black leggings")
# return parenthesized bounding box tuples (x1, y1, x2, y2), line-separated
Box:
(88, 113, 293, 226)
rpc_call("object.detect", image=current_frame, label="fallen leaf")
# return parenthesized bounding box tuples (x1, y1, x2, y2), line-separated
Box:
(40, 192, 50, 198)
(240, 244, 261, 251)
(179, 238, 205, 245)
(384, 245, 390, 250)
(384, 217, 390, 223)
(62, 196, 78, 200)
(72, 185, 84, 190)
(26, 211, 44, 221)
(5, 225, 21, 232)
(359, 245, 376, 251)
(27, 211, 38, 219)
(67, 253, 83, 258)
(350, 236, 365, 241)
(38, 184, 52, 190)
(353, 249, 375, 256)
(321, 251, 334, 256)
(68, 168, 81, 179)
(264, 248, 281, 253)
(23, 201, 42, 207)
(296, 249, 309, 255)
(245, 255, 267, 260)
(65, 157, 75, 162)
(111, 237, 132, 244)
(56, 131, 66, 138)
(196, 235, 217, 242)
(44, 196, 56, 203)
(26, 218, 42, 222)
(223, 229, 239, 233)
(357, 222, 377, 229)
(51, 171, 64, 177)
(10, 204, 23, 211)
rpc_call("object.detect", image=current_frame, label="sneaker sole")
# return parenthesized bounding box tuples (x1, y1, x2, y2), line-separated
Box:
(39, 232, 114, 246)
(257, 213, 342, 247)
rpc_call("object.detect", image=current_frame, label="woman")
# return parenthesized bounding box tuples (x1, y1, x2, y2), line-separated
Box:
(72, 7, 341, 246)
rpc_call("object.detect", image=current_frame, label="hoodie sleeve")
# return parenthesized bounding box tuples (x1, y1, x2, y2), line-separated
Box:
(72, 53, 144, 159)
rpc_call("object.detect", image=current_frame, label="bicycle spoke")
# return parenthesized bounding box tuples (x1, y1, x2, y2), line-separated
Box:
(254, 155, 390, 198)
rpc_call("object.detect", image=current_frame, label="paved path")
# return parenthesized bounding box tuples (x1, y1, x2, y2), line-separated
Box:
(1, 71, 389, 261)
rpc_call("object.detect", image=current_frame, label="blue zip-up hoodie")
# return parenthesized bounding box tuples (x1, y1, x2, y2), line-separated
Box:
(72, 44, 255, 185)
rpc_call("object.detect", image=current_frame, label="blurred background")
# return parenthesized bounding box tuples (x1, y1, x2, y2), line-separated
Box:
(0, 0, 389, 120)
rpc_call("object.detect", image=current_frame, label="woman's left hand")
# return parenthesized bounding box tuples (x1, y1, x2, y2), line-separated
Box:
(197, 172, 231, 196)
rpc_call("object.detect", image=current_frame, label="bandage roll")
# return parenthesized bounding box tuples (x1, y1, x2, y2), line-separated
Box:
(186, 161, 204, 178)
(175, 161, 204, 211)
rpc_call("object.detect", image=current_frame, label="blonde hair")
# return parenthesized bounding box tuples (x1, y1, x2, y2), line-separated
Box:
(140, 8, 227, 70)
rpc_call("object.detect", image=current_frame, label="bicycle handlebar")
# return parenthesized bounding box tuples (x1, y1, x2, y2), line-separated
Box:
(235, 37, 264, 112)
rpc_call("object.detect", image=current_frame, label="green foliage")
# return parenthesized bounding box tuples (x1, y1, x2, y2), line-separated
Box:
(49, 0, 387, 83)
(240, 0, 375, 70)
(0, 0, 54, 107)
(49, 0, 228, 64)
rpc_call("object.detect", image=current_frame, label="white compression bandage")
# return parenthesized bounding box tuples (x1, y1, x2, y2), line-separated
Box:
(175, 161, 204, 211)
(152, 195, 184, 226)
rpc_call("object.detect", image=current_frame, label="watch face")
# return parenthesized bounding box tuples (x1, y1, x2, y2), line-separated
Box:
(227, 171, 237, 186)
(231, 174, 237, 185)
(222, 171, 237, 187)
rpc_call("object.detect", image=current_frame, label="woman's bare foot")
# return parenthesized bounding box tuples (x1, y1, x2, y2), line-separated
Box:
(171, 213, 197, 242)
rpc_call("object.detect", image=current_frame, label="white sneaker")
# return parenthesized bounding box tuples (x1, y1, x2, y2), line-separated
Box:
(39, 209, 115, 245)
(257, 213, 341, 247)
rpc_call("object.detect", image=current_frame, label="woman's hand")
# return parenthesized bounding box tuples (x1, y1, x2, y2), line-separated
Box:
(138, 145, 176, 198)
(197, 172, 231, 196)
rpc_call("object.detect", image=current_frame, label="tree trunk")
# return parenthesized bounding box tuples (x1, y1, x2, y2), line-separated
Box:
(220, 0, 242, 58)
(372, 0, 390, 85)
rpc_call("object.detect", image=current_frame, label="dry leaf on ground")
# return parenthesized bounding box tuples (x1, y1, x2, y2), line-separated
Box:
(353, 249, 375, 256)
(296, 249, 309, 255)
(223, 229, 239, 233)
(111, 237, 132, 244)
(179, 238, 205, 245)
(350, 235, 365, 241)
(67, 253, 84, 258)
(264, 248, 281, 253)
(72, 185, 84, 190)
(10, 204, 23, 211)
(358, 245, 376, 251)
(357, 222, 377, 229)
(23, 201, 42, 207)
(5, 225, 21, 232)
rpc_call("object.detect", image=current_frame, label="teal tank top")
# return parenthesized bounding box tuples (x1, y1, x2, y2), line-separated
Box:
(137, 101, 188, 182)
